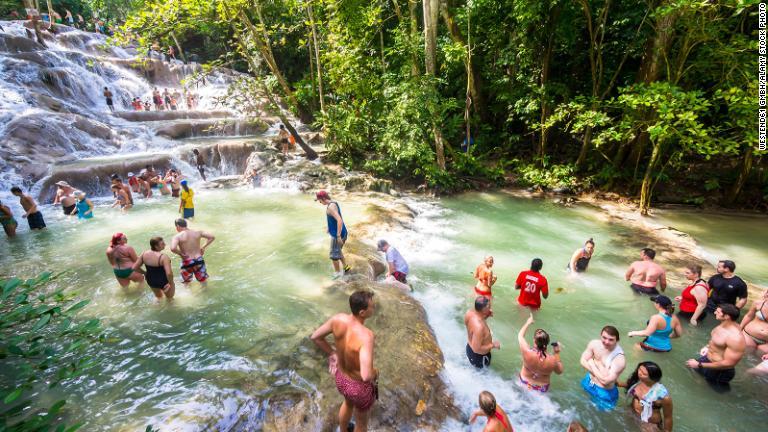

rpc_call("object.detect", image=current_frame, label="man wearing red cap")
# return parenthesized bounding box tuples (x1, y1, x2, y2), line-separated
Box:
(316, 190, 350, 279)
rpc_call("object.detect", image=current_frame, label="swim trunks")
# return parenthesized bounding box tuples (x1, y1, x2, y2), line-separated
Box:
(183, 208, 195, 219)
(392, 271, 407, 283)
(113, 268, 133, 279)
(630, 283, 659, 295)
(695, 355, 735, 385)
(172, 188, 180, 198)
(580, 373, 618, 411)
(474, 287, 492, 297)
(466, 343, 491, 368)
(334, 368, 376, 411)
(519, 374, 549, 392)
(329, 235, 347, 260)
(63, 203, 76, 216)
(180, 256, 208, 283)
(27, 211, 46, 230)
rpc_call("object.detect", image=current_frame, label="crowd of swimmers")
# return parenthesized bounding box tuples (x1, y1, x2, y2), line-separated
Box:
(103, 86, 200, 113)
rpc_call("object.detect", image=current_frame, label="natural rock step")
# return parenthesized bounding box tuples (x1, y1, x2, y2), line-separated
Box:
(153, 119, 270, 139)
(113, 110, 234, 122)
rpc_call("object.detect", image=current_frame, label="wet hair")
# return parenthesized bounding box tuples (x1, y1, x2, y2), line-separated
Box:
(686, 264, 703, 278)
(174, 218, 187, 228)
(531, 258, 543, 272)
(149, 236, 164, 251)
(280, 124, 285, 129)
(349, 290, 374, 316)
(192, 149, 199, 155)
(641, 248, 656, 260)
(110, 232, 125, 246)
(533, 329, 550, 357)
(567, 421, 589, 432)
(10, 186, 22, 194)
(624, 361, 662, 393)
(474, 296, 490, 312)
(601, 325, 620, 341)
(111, 184, 120, 191)
(717, 303, 740, 321)
(478, 391, 498, 416)
(585, 238, 595, 247)
(719, 260, 736, 272)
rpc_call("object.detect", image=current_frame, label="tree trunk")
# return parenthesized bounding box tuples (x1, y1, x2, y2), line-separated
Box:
(170, 32, 186, 63)
(440, 0, 487, 122)
(576, 125, 593, 168)
(408, 0, 421, 76)
(724, 145, 754, 205)
(638, 140, 662, 215)
(538, 5, 560, 162)
(306, 3, 325, 114)
(423, 0, 438, 76)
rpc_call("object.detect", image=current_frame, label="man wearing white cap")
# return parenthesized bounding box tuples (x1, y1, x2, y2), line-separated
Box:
(377, 240, 409, 284)
(53, 181, 77, 216)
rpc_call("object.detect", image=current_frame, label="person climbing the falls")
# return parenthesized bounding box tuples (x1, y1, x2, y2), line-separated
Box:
(473, 256, 497, 298)
(103, 87, 114, 112)
(72, 191, 94, 220)
(53, 181, 78, 217)
(192, 149, 207, 181)
(152, 88, 163, 111)
(465, 296, 501, 369)
(0, 199, 18, 237)
(568, 238, 595, 272)
(178, 180, 195, 219)
(376, 239, 409, 286)
(515, 258, 549, 310)
(315, 190, 351, 280)
(579, 326, 626, 411)
(625, 248, 667, 295)
(163, 88, 172, 108)
(311, 290, 378, 432)
(517, 313, 563, 392)
(11, 186, 46, 231)
(133, 236, 175, 301)
(106, 233, 145, 289)
(469, 391, 513, 431)
(165, 169, 182, 197)
(170, 218, 215, 288)
(278, 124, 291, 156)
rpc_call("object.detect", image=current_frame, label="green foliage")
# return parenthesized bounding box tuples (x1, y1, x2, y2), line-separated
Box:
(512, 159, 578, 189)
(0, 273, 104, 432)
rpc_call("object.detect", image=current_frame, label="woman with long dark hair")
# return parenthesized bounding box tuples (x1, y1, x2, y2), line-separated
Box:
(628, 295, 683, 352)
(619, 361, 673, 431)
(517, 314, 564, 392)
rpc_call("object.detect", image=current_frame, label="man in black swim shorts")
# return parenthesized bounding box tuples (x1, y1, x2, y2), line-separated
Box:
(464, 296, 500, 368)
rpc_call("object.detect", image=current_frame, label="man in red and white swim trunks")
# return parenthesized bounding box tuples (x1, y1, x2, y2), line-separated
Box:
(474, 256, 497, 298)
(515, 258, 549, 310)
(170, 218, 215, 287)
(311, 290, 378, 432)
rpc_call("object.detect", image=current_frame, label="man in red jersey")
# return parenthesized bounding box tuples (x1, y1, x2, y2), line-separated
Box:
(515, 258, 549, 309)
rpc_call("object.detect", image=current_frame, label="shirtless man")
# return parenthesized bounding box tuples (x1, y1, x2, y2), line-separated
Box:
(517, 314, 563, 392)
(192, 149, 207, 181)
(579, 326, 626, 411)
(170, 218, 215, 287)
(111, 175, 134, 205)
(11, 186, 46, 230)
(474, 256, 497, 298)
(625, 248, 667, 295)
(464, 296, 501, 368)
(53, 181, 77, 216)
(311, 290, 378, 432)
(685, 303, 746, 387)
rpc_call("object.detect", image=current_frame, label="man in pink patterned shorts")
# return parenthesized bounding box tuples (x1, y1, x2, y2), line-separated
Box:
(170, 218, 215, 287)
(311, 290, 378, 432)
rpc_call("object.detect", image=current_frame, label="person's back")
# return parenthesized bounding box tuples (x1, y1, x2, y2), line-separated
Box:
(177, 229, 202, 257)
(484, 407, 512, 432)
(333, 314, 369, 380)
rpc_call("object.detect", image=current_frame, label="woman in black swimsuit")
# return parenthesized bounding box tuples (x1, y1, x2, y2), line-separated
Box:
(568, 238, 595, 272)
(132, 236, 175, 301)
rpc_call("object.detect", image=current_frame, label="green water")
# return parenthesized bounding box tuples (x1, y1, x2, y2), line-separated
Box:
(0, 187, 368, 430)
(2, 189, 767, 431)
(401, 192, 767, 432)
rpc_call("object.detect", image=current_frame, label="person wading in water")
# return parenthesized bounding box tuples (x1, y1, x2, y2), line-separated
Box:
(464, 296, 501, 368)
(625, 248, 667, 295)
(473, 256, 497, 298)
(569, 238, 595, 272)
(170, 218, 215, 288)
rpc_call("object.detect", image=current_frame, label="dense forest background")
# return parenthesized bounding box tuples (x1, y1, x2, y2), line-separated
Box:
(4, 0, 765, 213)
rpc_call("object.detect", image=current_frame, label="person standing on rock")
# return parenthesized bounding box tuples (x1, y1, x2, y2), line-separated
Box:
(311, 290, 378, 432)
(278, 124, 291, 155)
(171, 218, 215, 288)
(473, 256, 497, 298)
(178, 180, 195, 219)
(103, 87, 114, 112)
(515, 258, 549, 310)
(579, 326, 626, 411)
(152, 88, 163, 111)
(163, 89, 172, 107)
(376, 239, 409, 284)
(0, 200, 18, 237)
(192, 149, 207, 181)
(625, 248, 667, 295)
(465, 296, 501, 369)
(316, 190, 350, 280)
(706, 260, 748, 312)
(53, 181, 78, 217)
(11, 186, 46, 230)
(469, 391, 513, 431)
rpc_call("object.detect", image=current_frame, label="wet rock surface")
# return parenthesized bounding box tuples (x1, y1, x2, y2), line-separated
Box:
(154, 119, 270, 139)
